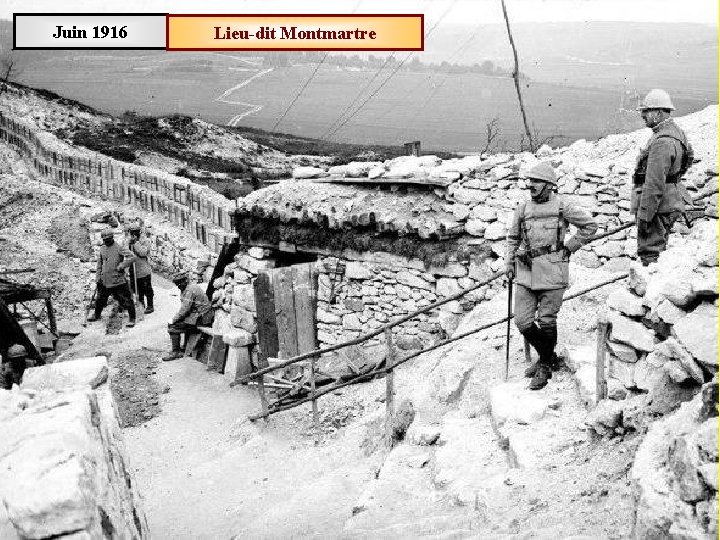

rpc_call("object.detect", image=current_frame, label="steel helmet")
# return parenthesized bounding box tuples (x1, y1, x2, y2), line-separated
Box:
(100, 228, 114, 239)
(637, 89, 675, 111)
(524, 162, 557, 186)
(126, 223, 141, 234)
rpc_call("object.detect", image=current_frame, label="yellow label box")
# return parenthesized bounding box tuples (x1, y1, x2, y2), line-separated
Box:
(166, 15, 424, 51)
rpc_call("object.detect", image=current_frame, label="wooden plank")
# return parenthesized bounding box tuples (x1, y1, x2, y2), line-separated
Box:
(292, 264, 317, 355)
(309, 175, 454, 187)
(596, 321, 609, 403)
(254, 272, 279, 362)
(273, 266, 299, 359)
(206, 334, 227, 373)
(291, 264, 319, 432)
(253, 272, 277, 418)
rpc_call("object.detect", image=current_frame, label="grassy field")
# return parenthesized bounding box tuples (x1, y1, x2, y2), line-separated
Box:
(17, 53, 715, 152)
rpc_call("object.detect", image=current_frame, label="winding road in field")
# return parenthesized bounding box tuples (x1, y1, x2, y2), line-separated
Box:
(215, 67, 274, 126)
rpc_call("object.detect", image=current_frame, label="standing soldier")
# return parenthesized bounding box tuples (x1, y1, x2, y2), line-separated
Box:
(87, 228, 137, 328)
(163, 272, 213, 361)
(505, 162, 598, 390)
(126, 223, 155, 314)
(633, 89, 694, 266)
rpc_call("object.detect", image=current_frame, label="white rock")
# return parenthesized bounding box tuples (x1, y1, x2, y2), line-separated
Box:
(292, 166, 327, 179)
(21, 357, 108, 391)
(610, 313, 655, 352)
(673, 303, 718, 370)
(465, 219, 487, 236)
(483, 221, 506, 240)
(490, 382, 550, 427)
(436, 278, 462, 298)
(345, 261, 373, 280)
(607, 288, 646, 317)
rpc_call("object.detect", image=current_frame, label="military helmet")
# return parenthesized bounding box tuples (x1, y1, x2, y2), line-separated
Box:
(126, 223, 141, 234)
(7, 344, 26, 359)
(524, 162, 557, 186)
(172, 271, 190, 285)
(637, 89, 675, 111)
(100, 228, 114, 239)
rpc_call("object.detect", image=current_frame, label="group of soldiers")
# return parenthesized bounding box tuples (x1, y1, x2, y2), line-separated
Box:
(507, 89, 694, 390)
(80, 89, 695, 386)
(87, 220, 212, 362)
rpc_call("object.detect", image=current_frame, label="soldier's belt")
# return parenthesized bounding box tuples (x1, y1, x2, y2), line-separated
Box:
(528, 244, 563, 258)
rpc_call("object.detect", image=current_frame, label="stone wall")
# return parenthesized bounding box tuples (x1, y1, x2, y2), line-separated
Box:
(210, 244, 502, 356)
(0, 357, 148, 539)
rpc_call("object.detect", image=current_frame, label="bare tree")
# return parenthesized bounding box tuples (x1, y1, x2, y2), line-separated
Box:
(0, 55, 18, 97)
(500, 0, 535, 153)
(482, 116, 501, 154)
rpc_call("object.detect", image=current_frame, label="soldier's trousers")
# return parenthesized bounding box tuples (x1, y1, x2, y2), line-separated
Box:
(513, 284, 565, 332)
(94, 283, 136, 321)
(637, 212, 680, 265)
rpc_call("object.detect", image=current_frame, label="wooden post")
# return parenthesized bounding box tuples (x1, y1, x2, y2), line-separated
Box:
(45, 297, 57, 339)
(384, 328, 395, 449)
(309, 353, 319, 432)
(596, 321, 610, 403)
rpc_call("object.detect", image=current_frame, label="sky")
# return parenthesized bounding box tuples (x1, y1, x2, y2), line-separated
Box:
(1, 0, 718, 25)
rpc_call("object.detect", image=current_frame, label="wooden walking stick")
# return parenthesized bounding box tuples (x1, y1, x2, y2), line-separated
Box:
(505, 276, 513, 381)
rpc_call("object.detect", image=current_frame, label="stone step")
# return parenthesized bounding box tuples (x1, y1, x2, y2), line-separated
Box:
(432, 411, 510, 507)
(343, 444, 475, 538)
(489, 375, 588, 470)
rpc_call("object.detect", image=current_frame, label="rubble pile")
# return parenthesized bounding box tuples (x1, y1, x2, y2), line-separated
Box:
(0, 357, 148, 538)
(631, 378, 718, 539)
(576, 220, 717, 434)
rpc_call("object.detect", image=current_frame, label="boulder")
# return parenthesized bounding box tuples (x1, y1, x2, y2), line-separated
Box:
(436, 278, 462, 298)
(469, 206, 497, 222)
(230, 307, 256, 333)
(585, 399, 623, 436)
(674, 303, 718, 370)
(232, 284, 256, 310)
(607, 288, 646, 317)
(609, 313, 655, 352)
(651, 298, 685, 325)
(483, 221, 506, 240)
(628, 264, 649, 296)
(21, 357, 108, 391)
(464, 219, 487, 236)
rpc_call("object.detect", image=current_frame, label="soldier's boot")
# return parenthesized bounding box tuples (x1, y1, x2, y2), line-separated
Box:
(162, 334, 183, 362)
(529, 363, 551, 390)
(521, 324, 550, 379)
(144, 297, 154, 314)
(525, 325, 561, 378)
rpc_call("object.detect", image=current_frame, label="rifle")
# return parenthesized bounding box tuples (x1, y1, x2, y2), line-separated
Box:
(505, 276, 513, 381)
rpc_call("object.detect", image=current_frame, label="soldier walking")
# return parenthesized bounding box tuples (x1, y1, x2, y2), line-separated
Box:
(505, 163, 598, 390)
(633, 89, 694, 266)
(87, 228, 137, 328)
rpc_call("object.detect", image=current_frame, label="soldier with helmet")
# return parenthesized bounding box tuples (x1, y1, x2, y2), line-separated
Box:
(633, 89, 694, 266)
(505, 162, 598, 390)
(125, 222, 155, 314)
(87, 228, 137, 327)
(163, 272, 213, 361)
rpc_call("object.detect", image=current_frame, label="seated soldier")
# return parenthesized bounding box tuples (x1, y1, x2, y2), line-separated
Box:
(163, 272, 214, 361)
